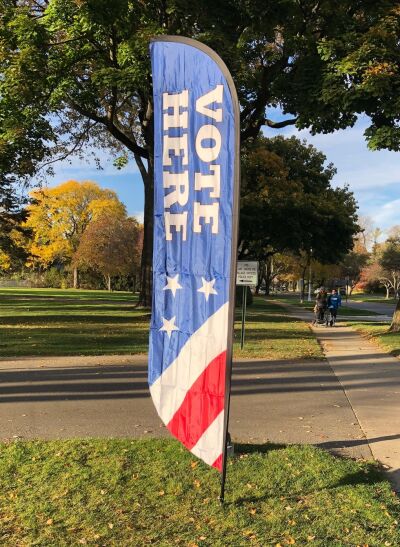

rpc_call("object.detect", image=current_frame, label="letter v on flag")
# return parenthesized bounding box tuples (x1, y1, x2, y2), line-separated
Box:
(149, 36, 240, 475)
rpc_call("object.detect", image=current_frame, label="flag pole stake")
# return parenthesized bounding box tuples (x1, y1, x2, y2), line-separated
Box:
(219, 73, 240, 503)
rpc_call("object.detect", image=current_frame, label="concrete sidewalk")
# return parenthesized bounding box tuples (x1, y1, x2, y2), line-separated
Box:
(282, 302, 400, 491)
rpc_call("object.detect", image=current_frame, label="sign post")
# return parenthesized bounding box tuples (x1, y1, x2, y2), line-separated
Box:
(236, 261, 258, 349)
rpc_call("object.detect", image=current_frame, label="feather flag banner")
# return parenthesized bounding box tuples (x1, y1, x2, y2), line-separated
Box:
(149, 36, 240, 488)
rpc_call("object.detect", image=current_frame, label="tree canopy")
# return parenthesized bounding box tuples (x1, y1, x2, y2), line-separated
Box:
(0, 176, 29, 273)
(1, 0, 399, 303)
(73, 214, 142, 291)
(240, 135, 360, 264)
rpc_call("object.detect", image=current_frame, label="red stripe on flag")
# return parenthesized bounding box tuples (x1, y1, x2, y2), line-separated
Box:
(167, 350, 226, 450)
(212, 454, 222, 471)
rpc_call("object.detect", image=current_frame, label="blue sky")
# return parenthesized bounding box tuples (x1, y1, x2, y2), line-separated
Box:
(46, 114, 400, 234)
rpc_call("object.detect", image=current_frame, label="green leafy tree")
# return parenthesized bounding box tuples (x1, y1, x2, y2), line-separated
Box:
(380, 236, 400, 331)
(0, 176, 29, 274)
(316, 4, 400, 151)
(380, 238, 400, 300)
(340, 250, 369, 295)
(1, 0, 397, 304)
(240, 136, 359, 266)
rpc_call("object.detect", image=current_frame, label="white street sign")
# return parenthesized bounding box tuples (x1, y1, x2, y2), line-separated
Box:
(236, 261, 258, 286)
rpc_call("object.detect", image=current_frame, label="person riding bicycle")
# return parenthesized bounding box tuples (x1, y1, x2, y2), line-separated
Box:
(327, 289, 342, 326)
(315, 287, 328, 323)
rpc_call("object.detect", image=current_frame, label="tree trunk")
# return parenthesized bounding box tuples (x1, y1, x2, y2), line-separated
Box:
(385, 286, 390, 299)
(138, 161, 154, 308)
(389, 299, 400, 332)
(265, 255, 274, 296)
(300, 266, 307, 303)
(107, 275, 111, 292)
(132, 275, 137, 293)
(73, 267, 78, 289)
(255, 261, 265, 295)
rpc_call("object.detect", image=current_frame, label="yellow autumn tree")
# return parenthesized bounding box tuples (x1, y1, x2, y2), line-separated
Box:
(0, 249, 11, 272)
(25, 180, 126, 287)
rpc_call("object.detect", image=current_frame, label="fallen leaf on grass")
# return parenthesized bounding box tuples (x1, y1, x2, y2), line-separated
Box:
(108, 523, 114, 529)
(193, 480, 201, 488)
(46, 518, 53, 525)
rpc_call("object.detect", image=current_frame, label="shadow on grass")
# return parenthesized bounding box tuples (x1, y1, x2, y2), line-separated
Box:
(234, 328, 315, 341)
(231, 442, 386, 505)
(0, 313, 151, 325)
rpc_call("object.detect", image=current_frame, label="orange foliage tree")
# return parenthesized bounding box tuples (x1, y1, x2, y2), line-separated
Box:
(73, 214, 143, 291)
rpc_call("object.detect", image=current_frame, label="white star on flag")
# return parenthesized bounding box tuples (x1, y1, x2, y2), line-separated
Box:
(162, 274, 182, 297)
(197, 277, 218, 302)
(159, 316, 179, 338)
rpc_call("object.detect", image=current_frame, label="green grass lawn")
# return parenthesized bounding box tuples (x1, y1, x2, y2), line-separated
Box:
(233, 297, 322, 360)
(0, 288, 150, 357)
(0, 289, 322, 361)
(0, 439, 399, 546)
(349, 321, 400, 358)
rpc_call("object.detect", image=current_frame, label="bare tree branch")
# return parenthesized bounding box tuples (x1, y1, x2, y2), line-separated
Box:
(264, 117, 298, 129)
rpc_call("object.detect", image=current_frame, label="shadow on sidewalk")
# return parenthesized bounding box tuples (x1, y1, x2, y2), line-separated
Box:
(1, 356, 400, 403)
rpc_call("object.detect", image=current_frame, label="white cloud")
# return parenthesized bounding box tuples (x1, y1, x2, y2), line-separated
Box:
(370, 199, 400, 228)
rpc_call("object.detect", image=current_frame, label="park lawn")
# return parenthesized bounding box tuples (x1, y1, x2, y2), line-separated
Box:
(0, 439, 399, 546)
(0, 288, 150, 357)
(349, 321, 400, 358)
(233, 297, 322, 360)
(0, 289, 322, 361)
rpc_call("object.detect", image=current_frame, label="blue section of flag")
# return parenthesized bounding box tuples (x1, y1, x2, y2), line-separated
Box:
(149, 40, 235, 387)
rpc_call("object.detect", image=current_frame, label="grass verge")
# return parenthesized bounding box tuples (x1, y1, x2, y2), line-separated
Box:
(0, 289, 322, 361)
(0, 439, 399, 546)
(349, 321, 400, 358)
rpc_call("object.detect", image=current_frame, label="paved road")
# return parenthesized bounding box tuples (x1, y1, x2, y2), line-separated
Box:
(0, 354, 370, 461)
(346, 299, 396, 317)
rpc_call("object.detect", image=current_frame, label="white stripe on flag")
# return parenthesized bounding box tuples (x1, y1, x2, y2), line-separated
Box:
(190, 410, 224, 466)
(150, 302, 229, 424)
